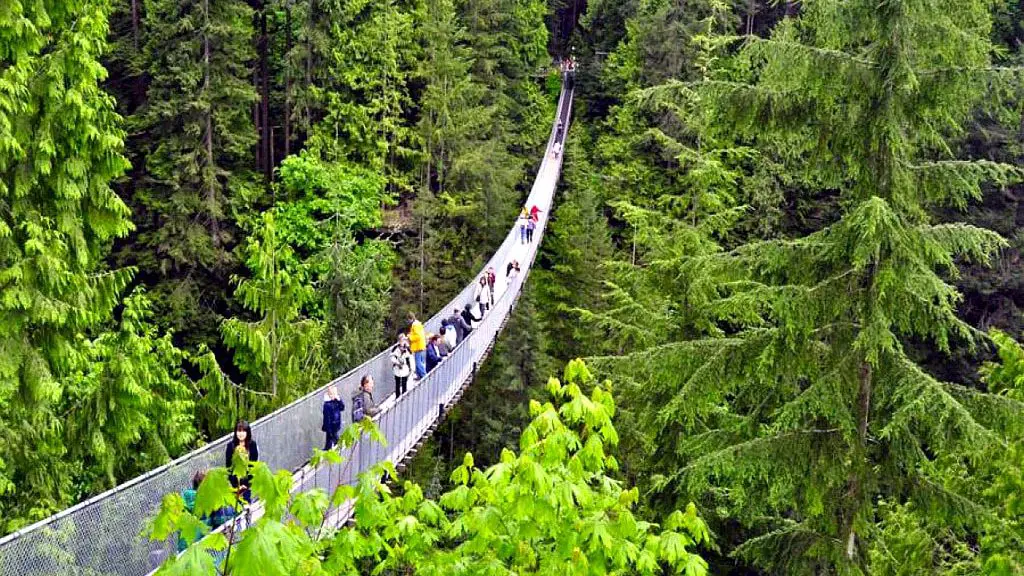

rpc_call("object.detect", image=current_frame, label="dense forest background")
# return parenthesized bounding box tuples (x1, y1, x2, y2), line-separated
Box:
(3, 0, 1024, 573)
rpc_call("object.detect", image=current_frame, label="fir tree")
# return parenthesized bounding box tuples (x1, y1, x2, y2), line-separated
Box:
(123, 0, 259, 348)
(220, 212, 326, 415)
(594, 0, 1024, 572)
(0, 0, 134, 528)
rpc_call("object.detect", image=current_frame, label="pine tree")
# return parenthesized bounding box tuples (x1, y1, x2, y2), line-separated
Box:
(0, 0, 135, 529)
(123, 0, 258, 348)
(535, 134, 617, 360)
(594, 0, 1024, 572)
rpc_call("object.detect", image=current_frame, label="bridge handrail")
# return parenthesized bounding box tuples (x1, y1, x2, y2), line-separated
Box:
(0, 78, 573, 576)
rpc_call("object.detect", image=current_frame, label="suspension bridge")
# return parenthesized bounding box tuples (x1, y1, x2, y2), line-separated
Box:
(0, 78, 574, 576)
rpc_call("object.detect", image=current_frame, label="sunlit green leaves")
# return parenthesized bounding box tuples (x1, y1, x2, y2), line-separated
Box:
(160, 361, 709, 574)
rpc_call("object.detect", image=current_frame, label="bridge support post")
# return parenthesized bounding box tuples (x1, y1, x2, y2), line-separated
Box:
(438, 403, 444, 418)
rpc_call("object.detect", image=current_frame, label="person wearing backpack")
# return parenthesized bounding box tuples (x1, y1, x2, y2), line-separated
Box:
(390, 335, 413, 397)
(321, 384, 345, 450)
(352, 375, 381, 422)
(407, 311, 427, 379)
(177, 470, 212, 552)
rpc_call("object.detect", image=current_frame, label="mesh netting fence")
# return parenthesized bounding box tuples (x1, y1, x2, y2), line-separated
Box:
(0, 81, 573, 576)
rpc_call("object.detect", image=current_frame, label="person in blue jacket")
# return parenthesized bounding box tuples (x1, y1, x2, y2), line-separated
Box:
(321, 384, 344, 450)
(425, 334, 444, 373)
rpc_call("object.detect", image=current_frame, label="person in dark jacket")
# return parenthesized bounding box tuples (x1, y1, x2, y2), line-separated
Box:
(426, 335, 443, 372)
(321, 384, 345, 450)
(462, 302, 481, 328)
(225, 420, 258, 504)
(448, 308, 470, 343)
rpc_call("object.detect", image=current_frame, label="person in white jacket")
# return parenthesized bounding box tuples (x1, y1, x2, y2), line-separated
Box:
(390, 334, 413, 397)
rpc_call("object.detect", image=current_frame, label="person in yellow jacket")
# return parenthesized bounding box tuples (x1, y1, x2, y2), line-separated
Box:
(407, 311, 427, 378)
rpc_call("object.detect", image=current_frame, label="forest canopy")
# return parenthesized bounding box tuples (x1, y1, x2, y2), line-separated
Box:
(3, 0, 1024, 574)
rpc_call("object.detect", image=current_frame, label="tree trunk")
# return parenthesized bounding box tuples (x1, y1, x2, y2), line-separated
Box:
(260, 3, 272, 182)
(843, 358, 872, 563)
(203, 0, 218, 246)
(284, 3, 292, 158)
(746, 0, 755, 35)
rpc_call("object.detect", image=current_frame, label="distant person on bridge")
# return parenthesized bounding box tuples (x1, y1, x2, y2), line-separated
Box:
(390, 334, 413, 398)
(448, 307, 471, 342)
(474, 275, 489, 314)
(352, 375, 380, 421)
(519, 207, 529, 243)
(486, 267, 496, 306)
(407, 311, 427, 379)
(526, 217, 536, 243)
(506, 259, 520, 290)
(530, 205, 542, 220)
(321, 384, 345, 450)
(438, 326, 453, 356)
(226, 420, 258, 504)
(462, 301, 481, 329)
(426, 334, 443, 372)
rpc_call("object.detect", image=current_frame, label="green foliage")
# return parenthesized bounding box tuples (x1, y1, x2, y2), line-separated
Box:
(64, 289, 196, 493)
(157, 360, 711, 575)
(0, 0, 135, 530)
(123, 0, 259, 348)
(220, 212, 326, 413)
(581, 0, 1024, 573)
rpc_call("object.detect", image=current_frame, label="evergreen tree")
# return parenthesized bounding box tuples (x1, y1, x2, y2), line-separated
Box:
(0, 0, 134, 528)
(64, 290, 196, 494)
(594, 0, 1024, 572)
(220, 212, 326, 416)
(122, 0, 259, 348)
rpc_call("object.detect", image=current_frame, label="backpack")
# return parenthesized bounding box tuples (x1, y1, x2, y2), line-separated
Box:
(351, 393, 365, 422)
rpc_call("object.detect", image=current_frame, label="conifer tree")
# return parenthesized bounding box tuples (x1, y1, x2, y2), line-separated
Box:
(0, 0, 135, 528)
(64, 290, 196, 493)
(595, 0, 1024, 572)
(220, 212, 326, 415)
(124, 0, 258, 347)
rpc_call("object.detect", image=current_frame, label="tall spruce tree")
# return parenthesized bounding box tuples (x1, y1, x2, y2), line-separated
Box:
(123, 0, 258, 348)
(594, 0, 1024, 572)
(0, 0, 135, 527)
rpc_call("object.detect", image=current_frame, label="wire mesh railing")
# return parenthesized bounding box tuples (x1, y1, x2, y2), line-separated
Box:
(0, 78, 573, 576)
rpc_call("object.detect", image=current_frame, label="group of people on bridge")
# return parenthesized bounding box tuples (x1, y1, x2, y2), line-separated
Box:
(317, 203, 542, 453)
(171, 71, 569, 557)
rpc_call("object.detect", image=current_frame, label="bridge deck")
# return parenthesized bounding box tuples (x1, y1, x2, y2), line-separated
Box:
(0, 80, 574, 576)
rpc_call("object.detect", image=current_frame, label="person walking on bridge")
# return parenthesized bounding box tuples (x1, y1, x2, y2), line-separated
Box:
(353, 375, 380, 421)
(519, 207, 529, 243)
(426, 334, 443, 373)
(390, 335, 413, 397)
(226, 420, 258, 504)
(407, 311, 427, 379)
(321, 384, 345, 450)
